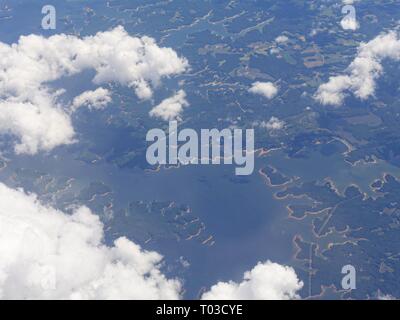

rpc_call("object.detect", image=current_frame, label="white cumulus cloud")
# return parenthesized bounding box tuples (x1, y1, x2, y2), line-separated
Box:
(149, 90, 189, 121)
(72, 87, 112, 111)
(249, 82, 278, 99)
(0, 26, 188, 154)
(275, 35, 289, 44)
(0, 93, 75, 154)
(0, 183, 182, 300)
(201, 261, 303, 300)
(315, 31, 400, 106)
(261, 117, 285, 131)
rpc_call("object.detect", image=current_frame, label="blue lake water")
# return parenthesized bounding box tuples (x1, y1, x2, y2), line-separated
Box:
(3, 142, 398, 298)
